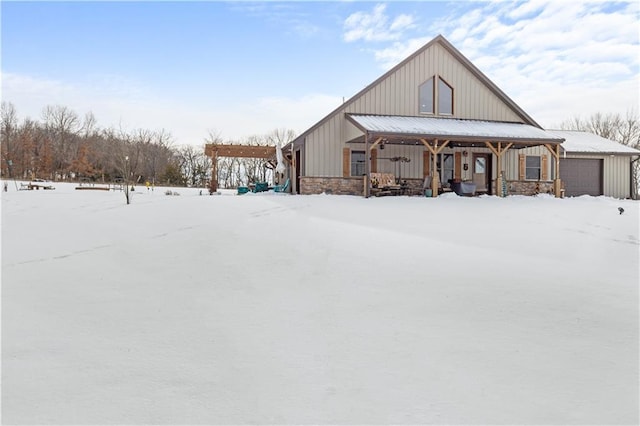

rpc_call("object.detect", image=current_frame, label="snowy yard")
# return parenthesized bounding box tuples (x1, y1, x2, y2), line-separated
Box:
(1, 181, 638, 424)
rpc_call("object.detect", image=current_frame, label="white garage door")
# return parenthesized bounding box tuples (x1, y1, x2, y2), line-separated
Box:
(560, 158, 603, 196)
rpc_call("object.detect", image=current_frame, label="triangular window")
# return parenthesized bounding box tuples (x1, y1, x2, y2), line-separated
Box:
(438, 77, 453, 115)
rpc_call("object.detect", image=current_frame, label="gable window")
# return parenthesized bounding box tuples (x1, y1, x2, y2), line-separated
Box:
(419, 75, 453, 115)
(419, 77, 434, 114)
(525, 156, 541, 180)
(351, 150, 366, 176)
(438, 77, 453, 115)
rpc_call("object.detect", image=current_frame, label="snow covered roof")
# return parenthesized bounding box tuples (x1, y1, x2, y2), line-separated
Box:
(545, 130, 640, 155)
(346, 114, 564, 144)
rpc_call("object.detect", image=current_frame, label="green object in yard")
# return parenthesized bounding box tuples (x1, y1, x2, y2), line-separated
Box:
(424, 189, 433, 197)
(237, 186, 250, 194)
(274, 178, 290, 193)
(254, 182, 269, 192)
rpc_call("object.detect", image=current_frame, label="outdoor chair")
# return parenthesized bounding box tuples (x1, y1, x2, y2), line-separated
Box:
(273, 178, 290, 193)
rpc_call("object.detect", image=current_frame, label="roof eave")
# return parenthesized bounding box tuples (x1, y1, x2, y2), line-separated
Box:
(562, 150, 640, 156)
(351, 130, 564, 145)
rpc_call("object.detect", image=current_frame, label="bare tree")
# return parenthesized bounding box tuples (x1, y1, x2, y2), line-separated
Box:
(266, 128, 297, 147)
(1, 101, 19, 177)
(178, 144, 211, 187)
(42, 105, 80, 180)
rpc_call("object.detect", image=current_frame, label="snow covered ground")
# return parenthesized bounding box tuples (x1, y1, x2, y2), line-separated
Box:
(2, 181, 638, 424)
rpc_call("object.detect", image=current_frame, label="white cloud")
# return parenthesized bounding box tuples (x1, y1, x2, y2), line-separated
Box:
(360, 1, 639, 123)
(1, 71, 342, 145)
(343, 3, 415, 42)
(373, 37, 431, 70)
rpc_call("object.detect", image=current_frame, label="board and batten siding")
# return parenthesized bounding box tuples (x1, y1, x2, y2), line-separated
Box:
(502, 147, 632, 198)
(502, 146, 554, 181)
(565, 154, 631, 199)
(304, 42, 526, 177)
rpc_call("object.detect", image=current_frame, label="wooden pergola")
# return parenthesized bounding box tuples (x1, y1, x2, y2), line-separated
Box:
(204, 144, 280, 193)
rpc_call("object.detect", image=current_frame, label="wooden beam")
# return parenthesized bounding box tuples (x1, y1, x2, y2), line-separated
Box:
(543, 143, 559, 159)
(420, 138, 450, 155)
(369, 137, 383, 150)
(204, 144, 276, 159)
(431, 140, 439, 197)
(210, 153, 218, 193)
(420, 138, 437, 155)
(485, 141, 513, 157)
(434, 140, 450, 154)
(484, 141, 513, 197)
(484, 141, 500, 157)
(364, 133, 370, 198)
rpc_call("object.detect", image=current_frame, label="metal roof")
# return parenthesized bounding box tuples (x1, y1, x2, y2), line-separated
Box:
(546, 130, 640, 155)
(346, 114, 564, 144)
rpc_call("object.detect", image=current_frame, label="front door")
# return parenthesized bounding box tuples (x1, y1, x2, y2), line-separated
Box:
(472, 153, 491, 194)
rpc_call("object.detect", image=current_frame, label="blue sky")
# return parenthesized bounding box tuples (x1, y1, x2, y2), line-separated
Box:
(2, 1, 638, 146)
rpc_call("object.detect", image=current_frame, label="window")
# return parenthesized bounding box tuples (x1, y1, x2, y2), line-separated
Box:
(351, 150, 366, 176)
(526, 156, 541, 180)
(419, 75, 453, 115)
(438, 77, 453, 115)
(419, 77, 434, 114)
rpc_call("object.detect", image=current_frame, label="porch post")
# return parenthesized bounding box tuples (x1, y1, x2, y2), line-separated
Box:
(289, 144, 299, 194)
(364, 132, 370, 198)
(420, 138, 450, 197)
(485, 141, 512, 197)
(544, 143, 563, 198)
(431, 140, 439, 197)
(497, 143, 503, 196)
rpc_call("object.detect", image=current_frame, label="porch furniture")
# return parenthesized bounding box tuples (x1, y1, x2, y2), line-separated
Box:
(370, 172, 396, 188)
(252, 182, 269, 193)
(273, 178, 290, 193)
(451, 180, 476, 196)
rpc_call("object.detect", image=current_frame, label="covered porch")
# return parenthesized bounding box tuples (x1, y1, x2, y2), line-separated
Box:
(345, 114, 566, 198)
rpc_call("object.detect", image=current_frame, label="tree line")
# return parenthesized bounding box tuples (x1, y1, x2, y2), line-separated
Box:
(0, 101, 296, 188)
(3, 101, 637, 194)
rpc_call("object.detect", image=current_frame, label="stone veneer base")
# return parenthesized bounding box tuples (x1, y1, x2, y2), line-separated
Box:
(300, 176, 555, 197)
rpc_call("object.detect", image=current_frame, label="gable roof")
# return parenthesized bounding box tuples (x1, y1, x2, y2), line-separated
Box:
(288, 34, 541, 149)
(546, 130, 640, 155)
(347, 114, 563, 144)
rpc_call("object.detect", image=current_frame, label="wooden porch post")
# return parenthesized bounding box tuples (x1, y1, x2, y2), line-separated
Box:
(364, 132, 370, 198)
(420, 138, 450, 197)
(544, 143, 562, 198)
(432, 141, 439, 196)
(484, 141, 512, 197)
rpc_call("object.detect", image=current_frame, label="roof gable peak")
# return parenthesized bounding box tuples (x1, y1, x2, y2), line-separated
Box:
(291, 34, 540, 145)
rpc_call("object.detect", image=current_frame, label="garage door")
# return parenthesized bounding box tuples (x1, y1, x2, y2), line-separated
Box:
(560, 158, 603, 196)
